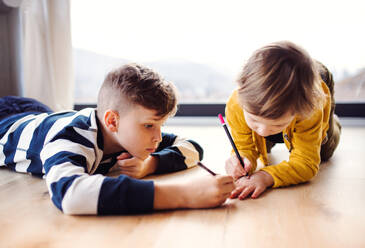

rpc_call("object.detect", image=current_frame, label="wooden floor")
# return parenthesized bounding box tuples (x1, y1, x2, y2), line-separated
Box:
(1, 125, 365, 248)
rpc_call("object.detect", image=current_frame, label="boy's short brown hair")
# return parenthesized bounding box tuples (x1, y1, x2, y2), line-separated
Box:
(97, 63, 177, 119)
(237, 41, 325, 119)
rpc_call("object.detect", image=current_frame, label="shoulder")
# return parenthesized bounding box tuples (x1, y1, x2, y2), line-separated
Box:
(226, 89, 244, 116)
(59, 108, 97, 129)
(225, 89, 248, 128)
(226, 89, 240, 108)
(45, 108, 98, 143)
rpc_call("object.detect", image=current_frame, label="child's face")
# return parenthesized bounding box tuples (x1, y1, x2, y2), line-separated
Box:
(115, 105, 169, 160)
(243, 110, 294, 137)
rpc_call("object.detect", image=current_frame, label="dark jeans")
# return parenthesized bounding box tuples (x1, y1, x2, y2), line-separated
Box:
(265, 62, 341, 162)
(0, 96, 53, 121)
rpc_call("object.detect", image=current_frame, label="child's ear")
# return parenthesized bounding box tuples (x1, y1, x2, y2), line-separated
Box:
(104, 110, 119, 132)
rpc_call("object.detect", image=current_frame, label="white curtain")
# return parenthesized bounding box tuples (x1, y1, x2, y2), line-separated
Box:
(21, 0, 74, 111)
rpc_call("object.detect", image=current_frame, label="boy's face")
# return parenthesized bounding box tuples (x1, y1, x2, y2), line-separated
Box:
(113, 105, 169, 160)
(243, 110, 295, 137)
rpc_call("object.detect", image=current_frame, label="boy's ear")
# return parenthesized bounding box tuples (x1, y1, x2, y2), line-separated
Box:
(104, 110, 119, 132)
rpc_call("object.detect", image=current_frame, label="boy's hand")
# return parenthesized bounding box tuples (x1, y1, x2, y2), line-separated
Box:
(230, 171, 274, 200)
(116, 153, 158, 179)
(183, 175, 235, 208)
(225, 155, 252, 180)
(154, 175, 235, 209)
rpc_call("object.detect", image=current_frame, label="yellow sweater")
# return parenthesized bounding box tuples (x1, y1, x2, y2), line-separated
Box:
(225, 81, 331, 188)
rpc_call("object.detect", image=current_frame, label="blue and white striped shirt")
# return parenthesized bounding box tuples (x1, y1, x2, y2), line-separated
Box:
(0, 108, 203, 215)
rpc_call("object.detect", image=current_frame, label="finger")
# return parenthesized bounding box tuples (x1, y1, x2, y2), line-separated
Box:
(233, 156, 244, 172)
(233, 170, 246, 180)
(243, 157, 252, 174)
(238, 186, 254, 200)
(235, 162, 247, 177)
(117, 152, 132, 160)
(225, 158, 243, 180)
(251, 186, 266, 199)
(230, 189, 243, 199)
(118, 157, 138, 167)
(235, 176, 249, 187)
(120, 166, 137, 173)
(229, 193, 238, 199)
(230, 186, 244, 198)
(235, 158, 247, 175)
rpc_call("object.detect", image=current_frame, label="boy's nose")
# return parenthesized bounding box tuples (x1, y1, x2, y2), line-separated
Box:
(153, 128, 162, 143)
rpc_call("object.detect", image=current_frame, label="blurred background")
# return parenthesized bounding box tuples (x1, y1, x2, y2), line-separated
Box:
(71, 0, 365, 104)
(1, 0, 364, 115)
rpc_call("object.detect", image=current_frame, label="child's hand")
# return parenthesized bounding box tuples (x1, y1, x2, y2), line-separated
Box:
(153, 175, 235, 210)
(116, 153, 157, 179)
(230, 171, 274, 200)
(181, 175, 235, 208)
(225, 155, 251, 180)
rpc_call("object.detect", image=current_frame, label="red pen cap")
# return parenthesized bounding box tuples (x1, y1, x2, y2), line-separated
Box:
(218, 113, 225, 124)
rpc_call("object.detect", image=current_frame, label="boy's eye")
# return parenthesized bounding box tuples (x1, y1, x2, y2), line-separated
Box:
(144, 124, 153, 128)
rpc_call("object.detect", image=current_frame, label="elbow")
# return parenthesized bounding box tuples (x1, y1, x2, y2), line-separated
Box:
(61, 200, 80, 215)
(51, 195, 80, 215)
(307, 161, 320, 179)
(53, 194, 97, 215)
(308, 167, 319, 180)
(66, 197, 98, 215)
(187, 139, 204, 161)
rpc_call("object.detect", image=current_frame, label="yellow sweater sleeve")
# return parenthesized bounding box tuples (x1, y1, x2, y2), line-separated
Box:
(225, 90, 259, 173)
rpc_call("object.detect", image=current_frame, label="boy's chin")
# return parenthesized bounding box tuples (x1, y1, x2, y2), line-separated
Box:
(263, 131, 282, 137)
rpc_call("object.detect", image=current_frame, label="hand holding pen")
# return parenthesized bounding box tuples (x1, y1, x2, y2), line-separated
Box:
(218, 114, 250, 178)
(225, 155, 251, 180)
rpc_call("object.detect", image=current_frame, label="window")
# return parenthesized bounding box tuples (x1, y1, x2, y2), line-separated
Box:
(71, 0, 365, 113)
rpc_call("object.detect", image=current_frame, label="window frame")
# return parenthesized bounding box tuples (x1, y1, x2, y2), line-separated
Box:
(74, 103, 365, 117)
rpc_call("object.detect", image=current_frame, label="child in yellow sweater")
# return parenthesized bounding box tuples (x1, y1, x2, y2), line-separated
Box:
(225, 41, 341, 200)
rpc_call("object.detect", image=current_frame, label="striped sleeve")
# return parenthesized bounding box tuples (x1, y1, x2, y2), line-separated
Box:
(152, 132, 204, 174)
(41, 138, 154, 215)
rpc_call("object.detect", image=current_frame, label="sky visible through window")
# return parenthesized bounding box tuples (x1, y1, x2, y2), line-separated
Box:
(71, 0, 365, 103)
